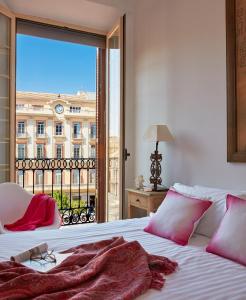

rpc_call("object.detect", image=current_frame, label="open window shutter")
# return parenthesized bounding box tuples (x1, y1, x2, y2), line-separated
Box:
(0, 6, 16, 182)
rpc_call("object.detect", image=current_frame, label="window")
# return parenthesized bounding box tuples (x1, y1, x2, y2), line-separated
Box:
(17, 121, 25, 135)
(17, 171, 24, 186)
(16, 104, 24, 110)
(90, 123, 96, 139)
(89, 170, 96, 184)
(73, 123, 81, 138)
(37, 121, 45, 135)
(72, 169, 80, 184)
(70, 106, 81, 113)
(55, 170, 61, 185)
(73, 144, 81, 158)
(37, 144, 45, 159)
(55, 122, 63, 135)
(33, 105, 43, 111)
(36, 170, 43, 185)
(90, 145, 96, 158)
(56, 144, 63, 159)
(17, 144, 25, 159)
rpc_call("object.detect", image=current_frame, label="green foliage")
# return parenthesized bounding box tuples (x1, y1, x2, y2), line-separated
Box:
(52, 191, 87, 209)
(52, 190, 69, 209)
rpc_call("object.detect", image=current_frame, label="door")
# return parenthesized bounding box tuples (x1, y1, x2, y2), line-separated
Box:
(0, 5, 15, 183)
(106, 19, 124, 221)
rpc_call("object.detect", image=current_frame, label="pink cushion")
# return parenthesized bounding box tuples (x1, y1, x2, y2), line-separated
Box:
(144, 190, 212, 245)
(206, 194, 246, 266)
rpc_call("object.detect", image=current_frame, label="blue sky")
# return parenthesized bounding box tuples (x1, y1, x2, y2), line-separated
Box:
(16, 34, 97, 94)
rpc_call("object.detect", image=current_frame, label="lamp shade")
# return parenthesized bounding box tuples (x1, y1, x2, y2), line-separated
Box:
(144, 124, 173, 142)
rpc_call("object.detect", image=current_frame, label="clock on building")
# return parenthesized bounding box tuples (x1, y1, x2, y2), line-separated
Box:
(55, 104, 64, 114)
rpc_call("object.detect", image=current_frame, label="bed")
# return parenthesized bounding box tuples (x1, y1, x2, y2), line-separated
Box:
(0, 216, 245, 300)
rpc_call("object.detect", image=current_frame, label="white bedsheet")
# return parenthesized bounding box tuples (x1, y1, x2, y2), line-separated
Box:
(0, 217, 246, 300)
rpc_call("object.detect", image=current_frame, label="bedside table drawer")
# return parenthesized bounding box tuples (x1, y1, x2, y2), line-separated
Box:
(129, 194, 148, 209)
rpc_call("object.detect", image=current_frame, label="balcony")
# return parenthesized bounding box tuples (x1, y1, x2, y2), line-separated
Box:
(16, 132, 28, 139)
(36, 132, 48, 140)
(16, 158, 96, 225)
(72, 133, 84, 141)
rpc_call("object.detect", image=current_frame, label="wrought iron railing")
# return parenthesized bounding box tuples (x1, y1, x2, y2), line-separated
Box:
(16, 158, 96, 225)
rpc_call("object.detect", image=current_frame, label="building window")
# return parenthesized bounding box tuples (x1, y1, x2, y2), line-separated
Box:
(37, 121, 45, 135)
(90, 145, 96, 158)
(70, 106, 81, 113)
(17, 121, 25, 135)
(36, 170, 43, 185)
(37, 144, 45, 159)
(89, 170, 96, 184)
(73, 123, 80, 138)
(72, 169, 80, 184)
(33, 105, 43, 111)
(55, 122, 63, 136)
(56, 144, 63, 159)
(90, 123, 96, 139)
(17, 144, 25, 159)
(55, 170, 61, 185)
(16, 104, 24, 110)
(17, 171, 24, 186)
(73, 145, 81, 159)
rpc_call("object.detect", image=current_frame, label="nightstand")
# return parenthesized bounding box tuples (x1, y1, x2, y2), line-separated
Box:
(126, 188, 168, 218)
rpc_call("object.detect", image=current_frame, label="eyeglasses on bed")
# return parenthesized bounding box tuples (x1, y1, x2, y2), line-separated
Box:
(30, 249, 57, 263)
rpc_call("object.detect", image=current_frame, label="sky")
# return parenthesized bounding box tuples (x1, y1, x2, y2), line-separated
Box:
(16, 34, 97, 94)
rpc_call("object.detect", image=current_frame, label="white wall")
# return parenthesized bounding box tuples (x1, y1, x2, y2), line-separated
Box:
(132, 0, 246, 190)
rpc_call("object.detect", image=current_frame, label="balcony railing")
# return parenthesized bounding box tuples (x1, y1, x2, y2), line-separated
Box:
(16, 158, 96, 226)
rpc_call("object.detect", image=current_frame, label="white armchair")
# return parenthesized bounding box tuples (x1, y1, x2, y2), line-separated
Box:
(0, 182, 61, 234)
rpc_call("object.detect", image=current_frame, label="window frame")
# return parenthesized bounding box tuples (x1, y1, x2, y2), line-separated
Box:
(55, 122, 63, 136)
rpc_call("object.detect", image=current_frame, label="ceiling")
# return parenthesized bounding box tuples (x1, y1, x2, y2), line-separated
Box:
(3, 0, 133, 33)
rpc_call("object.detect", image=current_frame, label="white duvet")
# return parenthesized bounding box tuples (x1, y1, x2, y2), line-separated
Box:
(0, 217, 245, 300)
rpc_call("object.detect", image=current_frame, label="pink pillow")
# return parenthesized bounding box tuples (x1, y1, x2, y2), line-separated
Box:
(144, 190, 212, 245)
(206, 194, 246, 266)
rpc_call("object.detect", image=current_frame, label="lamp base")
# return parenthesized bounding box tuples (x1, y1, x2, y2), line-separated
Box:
(149, 149, 162, 191)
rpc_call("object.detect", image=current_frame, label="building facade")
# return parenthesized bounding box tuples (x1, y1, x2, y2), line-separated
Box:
(16, 91, 96, 195)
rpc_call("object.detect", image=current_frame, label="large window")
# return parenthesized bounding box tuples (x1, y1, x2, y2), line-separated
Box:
(17, 121, 25, 135)
(17, 144, 25, 159)
(37, 121, 45, 135)
(55, 122, 63, 136)
(73, 122, 81, 138)
(73, 144, 81, 159)
(56, 144, 63, 159)
(90, 123, 96, 139)
(37, 144, 45, 159)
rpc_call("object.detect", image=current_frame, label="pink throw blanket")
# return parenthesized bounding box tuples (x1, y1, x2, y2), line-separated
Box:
(4, 193, 56, 231)
(0, 237, 178, 300)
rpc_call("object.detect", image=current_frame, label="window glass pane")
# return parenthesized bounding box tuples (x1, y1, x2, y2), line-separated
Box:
(37, 144, 44, 158)
(55, 170, 61, 185)
(73, 144, 80, 158)
(56, 144, 62, 158)
(37, 121, 45, 134)
(17, 144, 25, 159)
(36, 170, 43, 185)
(55, 123, 62, 135)
(90, 123, 96, 138)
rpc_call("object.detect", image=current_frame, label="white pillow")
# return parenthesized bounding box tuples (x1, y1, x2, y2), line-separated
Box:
(193, 185, 246, 238)
(172, 183, 197, 196)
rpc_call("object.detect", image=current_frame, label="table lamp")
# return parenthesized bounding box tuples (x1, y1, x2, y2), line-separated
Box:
(144, 124, 173, 191)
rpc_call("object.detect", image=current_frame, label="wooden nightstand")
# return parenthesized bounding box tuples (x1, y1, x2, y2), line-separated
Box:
(126, 188, 168, 218)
